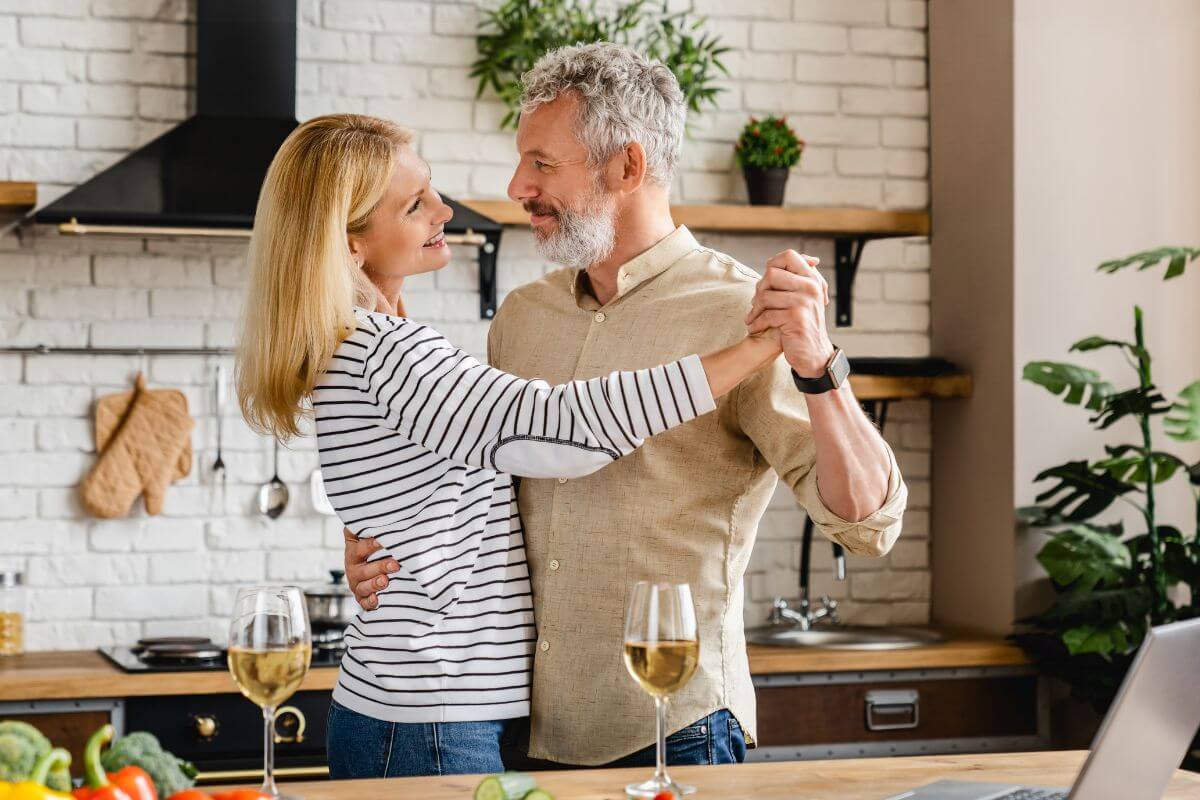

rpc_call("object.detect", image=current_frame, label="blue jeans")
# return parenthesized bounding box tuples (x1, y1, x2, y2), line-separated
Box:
(501, 709, 747, 770)
(606, 710, 747, 768)
(326, 700, 511, 778)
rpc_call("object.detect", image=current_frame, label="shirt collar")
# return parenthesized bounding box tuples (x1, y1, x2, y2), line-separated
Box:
(570, 225, 700, 309)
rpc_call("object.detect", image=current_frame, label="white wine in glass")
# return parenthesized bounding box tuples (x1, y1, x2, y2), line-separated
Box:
(228, 586, 311, 800)
(622, 581, 700, 798)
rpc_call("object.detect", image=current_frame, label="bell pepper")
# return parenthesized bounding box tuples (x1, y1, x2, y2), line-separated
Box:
(164, 792, 210, 800)
(72, 726, 156, 800)
(0, 747, 74, 800)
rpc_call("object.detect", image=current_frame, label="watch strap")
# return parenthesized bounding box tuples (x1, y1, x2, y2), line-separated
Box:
(791, 347, 849, 394)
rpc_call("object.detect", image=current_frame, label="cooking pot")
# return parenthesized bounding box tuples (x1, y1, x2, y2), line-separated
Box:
(303, 569, 358, 632)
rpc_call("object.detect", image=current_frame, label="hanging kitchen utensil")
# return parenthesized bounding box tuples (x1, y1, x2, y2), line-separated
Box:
(211, 363, 227, 510)
(257, 437, 289, 520)
(310, 469, 336, 516)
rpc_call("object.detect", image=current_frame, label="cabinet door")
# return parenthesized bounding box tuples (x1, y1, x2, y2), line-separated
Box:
(4, 708, 116, 769)
(756, 674, 1039, 746)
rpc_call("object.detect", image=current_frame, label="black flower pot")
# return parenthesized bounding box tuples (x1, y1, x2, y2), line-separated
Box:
(742, 166, 789, 206)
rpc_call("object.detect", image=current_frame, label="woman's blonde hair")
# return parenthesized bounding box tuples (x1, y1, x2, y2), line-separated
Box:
(236, 113, 414, 440)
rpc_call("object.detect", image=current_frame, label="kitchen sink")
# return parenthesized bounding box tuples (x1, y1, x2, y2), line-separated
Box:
(746, 624, 944, 650)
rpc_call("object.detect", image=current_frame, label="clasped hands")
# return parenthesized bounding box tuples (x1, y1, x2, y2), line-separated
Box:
(746, 249, 836, 378)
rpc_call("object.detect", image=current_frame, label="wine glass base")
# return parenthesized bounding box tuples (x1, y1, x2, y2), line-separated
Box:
(624, 777, 696, 797)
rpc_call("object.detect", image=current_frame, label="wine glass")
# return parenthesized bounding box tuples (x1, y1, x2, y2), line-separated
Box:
(622, 581, 700, 798)
(227, 586, 311, 799)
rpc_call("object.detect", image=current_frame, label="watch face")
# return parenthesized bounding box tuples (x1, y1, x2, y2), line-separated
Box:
(829, 350, 851, 387)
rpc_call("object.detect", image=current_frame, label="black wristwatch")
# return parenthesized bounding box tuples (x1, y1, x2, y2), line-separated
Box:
(791, 347, 850, 394)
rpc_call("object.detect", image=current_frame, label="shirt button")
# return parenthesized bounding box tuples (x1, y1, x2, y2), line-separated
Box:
(549, 559, 560, 571)
(557, 477, 567, 484)
(539, 641, 550, 652)
(594, 311, 606, 323)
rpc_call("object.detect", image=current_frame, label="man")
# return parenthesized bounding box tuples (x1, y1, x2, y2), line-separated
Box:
(344, 42, 906, 768)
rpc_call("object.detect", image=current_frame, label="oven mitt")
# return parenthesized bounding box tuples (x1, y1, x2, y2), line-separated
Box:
(81, 373, 195, 518)
(95, 384, 192, 481)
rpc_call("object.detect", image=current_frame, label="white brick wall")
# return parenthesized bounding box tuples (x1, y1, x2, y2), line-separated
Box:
(0, 0, 931, 649)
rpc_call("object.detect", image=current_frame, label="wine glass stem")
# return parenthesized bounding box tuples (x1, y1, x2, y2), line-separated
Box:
(654, 695, 670, 787)
(262, 705, 277, 797)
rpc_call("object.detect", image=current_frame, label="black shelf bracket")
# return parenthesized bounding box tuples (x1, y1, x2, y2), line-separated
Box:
(834, 236, 868, 327)
(478, 229, 502, 320)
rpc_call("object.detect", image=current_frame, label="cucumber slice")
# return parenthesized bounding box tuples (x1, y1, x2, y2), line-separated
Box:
(475, 772, 538, 800)
(523, 789, 555, 800)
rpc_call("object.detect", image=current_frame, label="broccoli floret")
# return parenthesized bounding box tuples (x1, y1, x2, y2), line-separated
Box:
(0, 720, 72, 792)
(100, 731, 196, 798)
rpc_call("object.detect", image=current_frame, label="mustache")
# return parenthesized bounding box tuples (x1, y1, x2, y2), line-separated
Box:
(523, 201, 558, 217)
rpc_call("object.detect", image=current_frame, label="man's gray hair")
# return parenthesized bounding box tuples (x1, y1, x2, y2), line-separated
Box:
(520, 42, 686, 187)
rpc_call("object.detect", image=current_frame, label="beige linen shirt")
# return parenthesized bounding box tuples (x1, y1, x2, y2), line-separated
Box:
(488, 225, 907, 765)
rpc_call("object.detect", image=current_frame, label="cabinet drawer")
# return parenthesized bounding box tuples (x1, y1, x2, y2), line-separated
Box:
(756, 674, 1039, 746)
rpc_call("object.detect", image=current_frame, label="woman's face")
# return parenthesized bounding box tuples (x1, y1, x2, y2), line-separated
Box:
(350, 144, 454, 281)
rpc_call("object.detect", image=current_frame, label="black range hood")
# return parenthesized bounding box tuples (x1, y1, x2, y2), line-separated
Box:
(33, 0, 503, 317)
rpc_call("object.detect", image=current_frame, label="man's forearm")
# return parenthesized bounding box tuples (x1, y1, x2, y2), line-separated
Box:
(805, 382, 892, 522)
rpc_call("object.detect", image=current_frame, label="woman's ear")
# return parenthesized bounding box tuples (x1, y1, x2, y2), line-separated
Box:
(347, 234, 366, 269)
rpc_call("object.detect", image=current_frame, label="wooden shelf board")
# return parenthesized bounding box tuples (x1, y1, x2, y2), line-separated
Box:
(0, 181, 36, 214)
(462, 199, 930, 237)
(852, 372, 972, 401)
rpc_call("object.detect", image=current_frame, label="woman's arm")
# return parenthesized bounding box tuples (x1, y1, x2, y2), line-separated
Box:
(354, 319, 781, 478)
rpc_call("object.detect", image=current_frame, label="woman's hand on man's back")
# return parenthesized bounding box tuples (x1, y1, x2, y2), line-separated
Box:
(342, 527, 399, 610)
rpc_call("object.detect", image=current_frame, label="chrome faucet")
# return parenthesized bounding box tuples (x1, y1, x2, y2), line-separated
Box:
(767, 517, 846, 630)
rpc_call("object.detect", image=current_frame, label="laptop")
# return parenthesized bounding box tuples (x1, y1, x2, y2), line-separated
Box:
(885, 617, 1200, 800)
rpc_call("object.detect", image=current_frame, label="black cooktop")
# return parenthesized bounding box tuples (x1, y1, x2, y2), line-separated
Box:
(99, 637, 343, 673)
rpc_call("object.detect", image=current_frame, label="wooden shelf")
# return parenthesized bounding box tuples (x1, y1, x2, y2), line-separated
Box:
(0, 181, 36, 214)
(461, 199, 929, 237)
(853, 372, 972, 401)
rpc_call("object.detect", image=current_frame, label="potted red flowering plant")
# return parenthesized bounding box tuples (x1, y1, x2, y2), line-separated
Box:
(734, 115, 804, 206)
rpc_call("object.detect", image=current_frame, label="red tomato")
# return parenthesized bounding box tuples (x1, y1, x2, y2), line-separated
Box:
(166, 792, 211, 800)
(653, 792, 676, 800)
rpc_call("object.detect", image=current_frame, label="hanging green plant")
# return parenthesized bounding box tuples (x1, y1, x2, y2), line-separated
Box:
(470, 0, 729, 130)
(1016, 246, 1200, 719)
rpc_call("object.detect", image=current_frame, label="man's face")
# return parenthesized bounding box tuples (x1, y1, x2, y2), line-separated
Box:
(507, 93, 618, 269)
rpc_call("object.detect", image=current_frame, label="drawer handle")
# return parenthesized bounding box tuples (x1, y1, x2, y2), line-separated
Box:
(865, 689, 919, 731)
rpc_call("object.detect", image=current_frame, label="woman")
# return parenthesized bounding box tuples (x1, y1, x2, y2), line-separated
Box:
(236, 114, 783, 779)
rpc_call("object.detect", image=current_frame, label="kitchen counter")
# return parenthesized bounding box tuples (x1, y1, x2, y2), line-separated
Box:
(276, 751, 1200, 799)
(0, 637, 1028, 702)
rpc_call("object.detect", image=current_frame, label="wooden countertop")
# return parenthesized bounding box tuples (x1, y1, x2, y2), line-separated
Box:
(276, 752, 1200, 799)
(0, 637, 1028, 701)
(746, 636, 1029, 674)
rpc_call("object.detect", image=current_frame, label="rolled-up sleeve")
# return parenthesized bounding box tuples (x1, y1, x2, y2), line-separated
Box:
(736, 355, 907, 557)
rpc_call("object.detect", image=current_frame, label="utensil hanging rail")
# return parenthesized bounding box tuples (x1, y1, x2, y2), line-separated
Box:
(0, 345, 235, 356)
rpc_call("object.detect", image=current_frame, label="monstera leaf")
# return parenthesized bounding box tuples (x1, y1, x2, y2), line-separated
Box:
(1023, 361, 1114, 411)
(1092, 444, 1187, 484)
(1034, 586, 1152, 628)
(1036, 524, 1131, 591)
(1165, 380, 1200, 442)
(1070, 335, 1150, 366)
(1089, 385, 1170, 430)
(1097, 246, 1200, 279)
(1029, 461, 1135, 523)
(1061, 622, 1133, 657)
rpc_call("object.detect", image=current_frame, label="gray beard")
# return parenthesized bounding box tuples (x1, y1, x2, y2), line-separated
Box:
(533, 191, 617, 270)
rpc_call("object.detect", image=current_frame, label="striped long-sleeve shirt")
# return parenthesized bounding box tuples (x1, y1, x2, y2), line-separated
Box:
(311, 306, 716, 723)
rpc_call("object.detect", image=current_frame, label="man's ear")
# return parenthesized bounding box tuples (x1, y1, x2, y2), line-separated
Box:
(614, 141, 648, 193)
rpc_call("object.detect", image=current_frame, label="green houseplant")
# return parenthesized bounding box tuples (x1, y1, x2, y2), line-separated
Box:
(471, 0, 729, 130)
(733, 115, 804, 206)
(1017, 246, 1200, 733)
